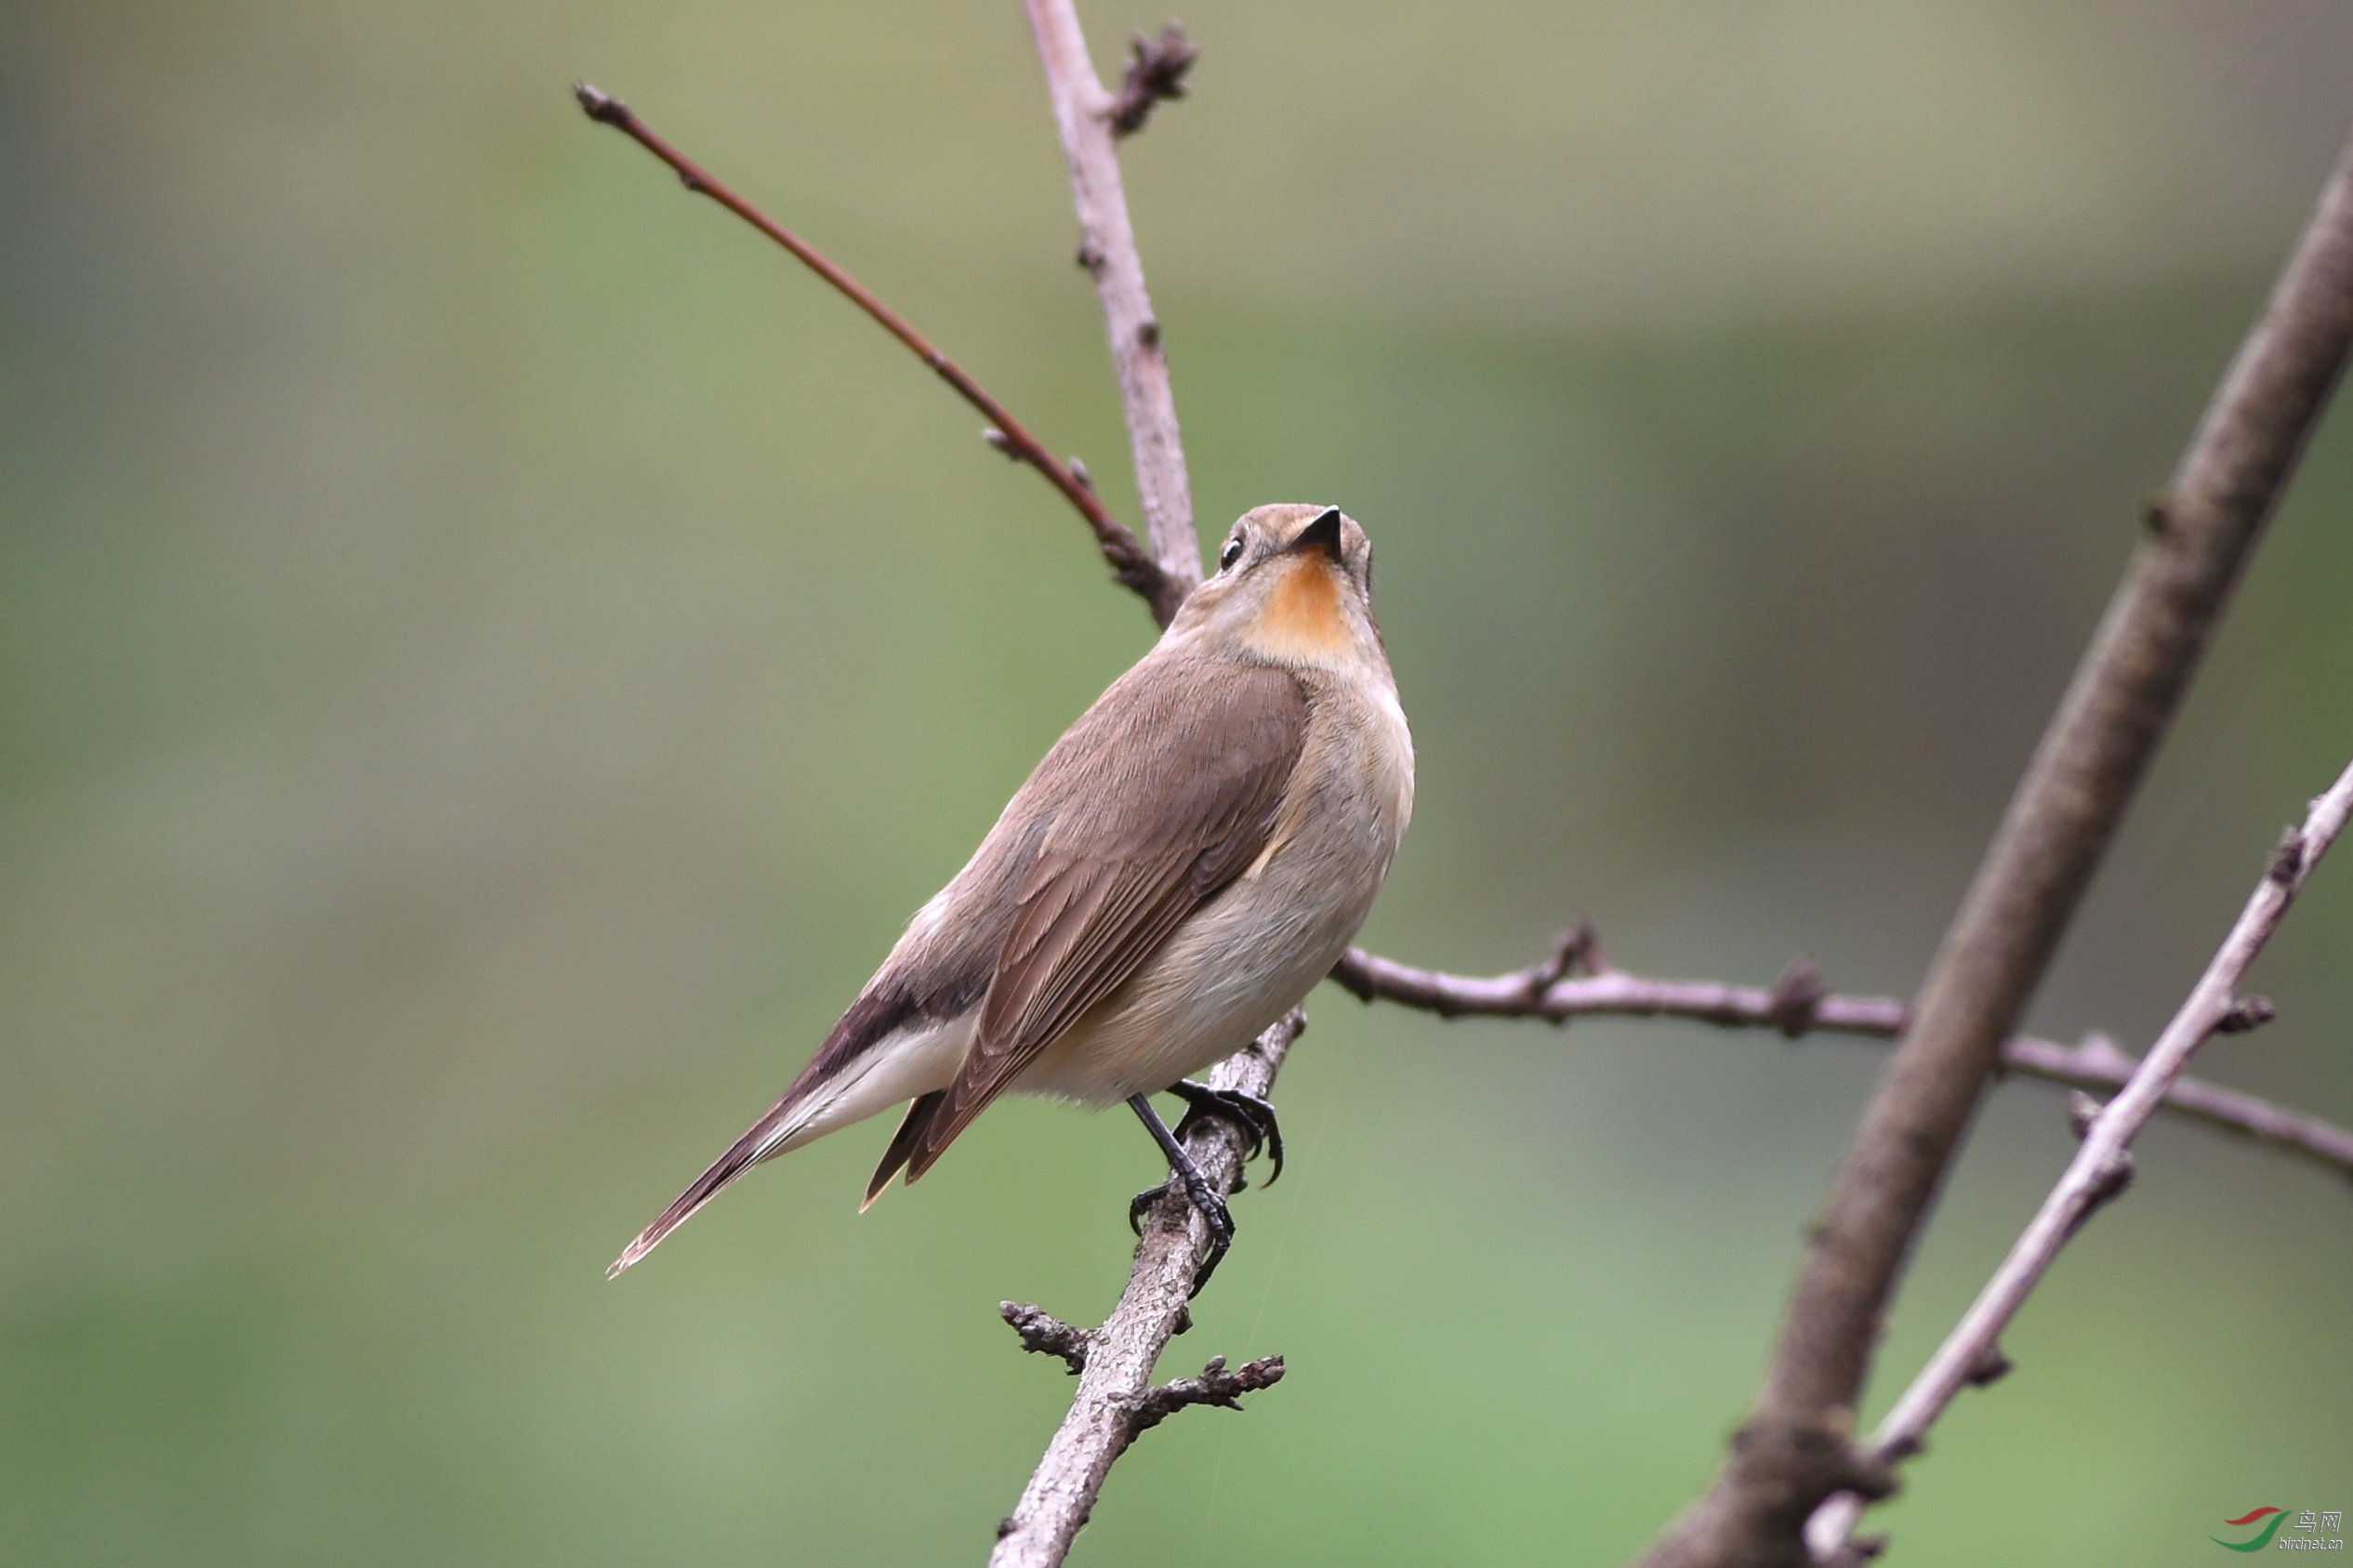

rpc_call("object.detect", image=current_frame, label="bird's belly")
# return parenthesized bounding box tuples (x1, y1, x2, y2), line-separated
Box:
(1013, 824, 1388, 1106)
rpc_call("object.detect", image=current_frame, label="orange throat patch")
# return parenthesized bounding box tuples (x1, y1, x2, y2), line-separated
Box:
(1249, 556, 1348, 662)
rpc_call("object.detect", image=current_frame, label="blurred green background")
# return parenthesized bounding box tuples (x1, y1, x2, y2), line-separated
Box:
(5, 1, 2351, 1563)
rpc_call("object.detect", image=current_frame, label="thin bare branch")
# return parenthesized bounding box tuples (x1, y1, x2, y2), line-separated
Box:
(1805, 756, 2353, 1562)
(989, 1010, 1303, 1568)
(1023, 0, 1202, 586)
(1001, 1302, 1093, 1375)
(571, 82, 1183, 625)
(1327, 944, 2353, 1179)
(1637, 122, 2353, 1568)
(1128, 1352, 1286, 1434)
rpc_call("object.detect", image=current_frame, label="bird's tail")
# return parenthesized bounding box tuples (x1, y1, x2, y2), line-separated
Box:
(607, 1092, 812, 1278)
(606, 989, 944, 1277)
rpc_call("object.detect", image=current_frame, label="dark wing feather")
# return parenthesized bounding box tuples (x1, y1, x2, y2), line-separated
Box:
(866, 1088, 946, 1205)
(905, 663, 1308, 1179)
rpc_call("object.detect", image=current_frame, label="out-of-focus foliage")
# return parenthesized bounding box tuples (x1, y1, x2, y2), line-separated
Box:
(3, 3, 2349, 1563)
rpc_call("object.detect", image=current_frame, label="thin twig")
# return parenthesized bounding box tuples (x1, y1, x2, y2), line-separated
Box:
(989, 1011, 1303, 1568)
(1636, 123, 2353, 1568)
(1804, 756, 2353, 1562)
(1128, 1353, 1286, 1435)
(571, 82, 1183, 626)
(1000, 1302, 1093, 1376)
(1023, 0, 1202, 587)
(1327, 945, 2353, 1179)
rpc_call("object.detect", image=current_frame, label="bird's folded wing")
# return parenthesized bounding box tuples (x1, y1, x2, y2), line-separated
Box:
(905, 663, 1308, 1178)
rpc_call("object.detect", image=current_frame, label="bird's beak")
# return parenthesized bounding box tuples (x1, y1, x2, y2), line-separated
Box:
(1285, 507, 1345, 564)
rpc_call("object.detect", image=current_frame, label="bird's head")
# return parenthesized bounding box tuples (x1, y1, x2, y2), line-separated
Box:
(1168, 504, 1383, 672)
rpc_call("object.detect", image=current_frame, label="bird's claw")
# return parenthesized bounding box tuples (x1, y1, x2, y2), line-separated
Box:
(1129, 1182, 1165, 1236)
(1122, 1087, 1261, 1298)
(1164, 1081, 1286, 1186)
(1126, 1174, 1236, 1297)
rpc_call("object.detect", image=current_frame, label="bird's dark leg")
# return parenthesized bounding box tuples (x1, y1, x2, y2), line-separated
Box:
(1125, 1092, 1234, 1298)
(1162, 1080, 1284, 1187)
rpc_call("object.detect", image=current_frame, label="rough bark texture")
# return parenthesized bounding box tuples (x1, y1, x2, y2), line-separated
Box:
(987, 1014, 1300, 1568)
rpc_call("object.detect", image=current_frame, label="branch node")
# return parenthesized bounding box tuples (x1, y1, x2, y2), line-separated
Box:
(1963, 1341, 2013, 1389)
(1075, 240, 1105, 274)
(2140, 488, 2174, 535)
(1136, 318, 1161, 349)
(1521, 916, 1601, 1003)
(1127, 1353, 1285, 1436)
(1767, 958, 1830, 1038)
(2215, 994, 2277, 1034)
(982, 427, 1019, 459)
(573, 81, 627, 125)
(1572, 916, 1612, 975)
(1001, 1301, 1092, 1375)
(2271, 826, 2307, 885)
(2064, 1149, 2137, 1242)
(1068, 456, 1093, 492)
(1725, 1414, 1898, 1531)
(2092, 1148, 2135, 1206)
(1845, 1456, 1899, 1504)
(2065, 1089, 2104, 1140)
(1105, 23, 1198, 138)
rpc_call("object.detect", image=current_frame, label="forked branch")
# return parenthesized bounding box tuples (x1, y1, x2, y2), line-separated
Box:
(1804, 755, 2353, 1562)
(988, 1011, 1302, 1568)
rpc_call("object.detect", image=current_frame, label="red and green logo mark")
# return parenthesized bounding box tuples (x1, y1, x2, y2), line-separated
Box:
(2215, 1508, 2290, 1551)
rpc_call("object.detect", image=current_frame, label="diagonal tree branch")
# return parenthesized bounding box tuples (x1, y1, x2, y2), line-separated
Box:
(571, 82, 1183, 626)
(1326, 943, 2353, 1180)
(1804, 755, 2353, 1563)
(1635, 122, 2353, 1568)
(1024, 0, 1202, 588)
(988, 1011, 1301, 1568)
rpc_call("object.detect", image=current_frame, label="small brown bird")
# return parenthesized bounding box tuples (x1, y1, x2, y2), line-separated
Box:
(610, 504, 1413, 1289)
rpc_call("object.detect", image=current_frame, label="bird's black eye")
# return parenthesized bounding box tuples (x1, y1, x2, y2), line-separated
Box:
(1219, 534, 1246, 571)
